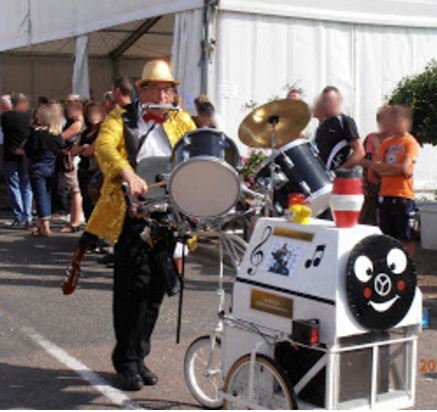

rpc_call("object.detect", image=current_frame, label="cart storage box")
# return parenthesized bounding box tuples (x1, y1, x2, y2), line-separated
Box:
(419, 201, 437, 250)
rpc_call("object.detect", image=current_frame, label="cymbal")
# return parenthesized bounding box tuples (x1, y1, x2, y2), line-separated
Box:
(238, 99, 311, 148)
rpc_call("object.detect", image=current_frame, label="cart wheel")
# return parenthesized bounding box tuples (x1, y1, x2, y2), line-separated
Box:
(184, 335, 223, 409)
(223, 354, 297, 410)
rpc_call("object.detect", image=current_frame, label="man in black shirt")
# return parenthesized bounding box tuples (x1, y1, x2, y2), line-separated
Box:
(2, 93, 33, 226)
(315, 86, 364, 170)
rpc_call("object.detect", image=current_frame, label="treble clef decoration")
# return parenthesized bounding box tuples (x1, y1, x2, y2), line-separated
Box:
(247, 225, 273, 276)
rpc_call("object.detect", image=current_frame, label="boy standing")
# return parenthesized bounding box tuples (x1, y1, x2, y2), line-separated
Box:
(369, 105, 419, 257)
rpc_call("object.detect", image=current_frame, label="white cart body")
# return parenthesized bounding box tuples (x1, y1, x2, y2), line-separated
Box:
(222, 217, 422, 409)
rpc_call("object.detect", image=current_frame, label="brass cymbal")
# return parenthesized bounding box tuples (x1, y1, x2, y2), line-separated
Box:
(238, 99, 311, 148)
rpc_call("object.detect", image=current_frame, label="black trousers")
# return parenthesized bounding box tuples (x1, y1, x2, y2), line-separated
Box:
(112, 217, 165, 375)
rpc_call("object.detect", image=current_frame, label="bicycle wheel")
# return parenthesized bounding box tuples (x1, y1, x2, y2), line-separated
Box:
(184, 335, 223, 409)
(223, 354, 297, 410)
(221, 233, 248, 273)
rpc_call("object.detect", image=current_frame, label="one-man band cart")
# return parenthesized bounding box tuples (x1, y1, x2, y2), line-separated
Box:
(220, 217, 422, 409)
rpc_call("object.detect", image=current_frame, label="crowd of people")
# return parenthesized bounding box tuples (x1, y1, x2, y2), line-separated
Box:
(0, 79, 420, 254)
(0, 77, 219, 268)
(285, 86, 419, 256)
(0, 58, 420, 391)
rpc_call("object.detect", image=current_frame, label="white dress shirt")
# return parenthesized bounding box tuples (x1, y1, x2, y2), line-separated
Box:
(136, 106, 172, 163)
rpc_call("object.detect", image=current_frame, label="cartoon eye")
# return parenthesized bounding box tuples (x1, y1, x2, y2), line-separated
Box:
(354, 255, 374, 283)
(387, 248, 407, 275)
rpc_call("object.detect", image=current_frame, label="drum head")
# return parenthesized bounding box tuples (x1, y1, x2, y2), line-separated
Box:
(169, 157, 241, 218)
(346, 235, 416, 331)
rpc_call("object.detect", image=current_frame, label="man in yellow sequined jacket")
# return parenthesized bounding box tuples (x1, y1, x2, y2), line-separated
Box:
(65, 60, 195, 390)
(86, 98, 194, 244)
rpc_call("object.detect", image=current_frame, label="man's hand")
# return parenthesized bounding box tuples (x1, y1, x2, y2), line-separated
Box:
(120, 168, 148, 197)
(342, 138, 365, 169)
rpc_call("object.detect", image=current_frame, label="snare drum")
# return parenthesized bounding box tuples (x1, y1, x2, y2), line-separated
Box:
(169, 129, 242, 218)
(254, 139, 333, 216)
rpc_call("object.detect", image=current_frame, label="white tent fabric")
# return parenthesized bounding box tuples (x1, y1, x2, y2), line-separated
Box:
(0, 0, 203, 52)
(171, 9, 203, 114)
(72, 35, 90, 99)
(219, 0, 437, 28)
(214, 11, 437, 144)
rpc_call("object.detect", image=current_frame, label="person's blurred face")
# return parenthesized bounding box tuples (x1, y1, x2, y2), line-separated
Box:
(66, 102, 82, 120)
(34, 106, 45, 126)
(377, 111, 392, 134)
(391, 114, 411, 135)
(51, 103, 64, 123)
(286, 91, 302, 101)
(0, 100, 11, 113)
(14, 100, 30, 112)
(87, 106, 103, 125)
(320, 90, 342, 118)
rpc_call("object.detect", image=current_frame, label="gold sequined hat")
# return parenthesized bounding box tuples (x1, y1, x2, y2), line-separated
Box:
(136, 60, 180, 87)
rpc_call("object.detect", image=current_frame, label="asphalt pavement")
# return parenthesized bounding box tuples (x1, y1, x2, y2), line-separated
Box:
(0, 219, 436, 409)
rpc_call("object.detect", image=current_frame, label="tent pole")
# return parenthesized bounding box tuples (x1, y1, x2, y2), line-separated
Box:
(200, 0, 218, 95)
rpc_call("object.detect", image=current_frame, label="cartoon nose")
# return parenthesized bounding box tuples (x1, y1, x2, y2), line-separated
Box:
(374, 273, 392, 297)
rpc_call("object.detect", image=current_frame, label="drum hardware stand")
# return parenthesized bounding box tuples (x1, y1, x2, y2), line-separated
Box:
(267, 115, 279, 217)
(176, 236, 187, 344)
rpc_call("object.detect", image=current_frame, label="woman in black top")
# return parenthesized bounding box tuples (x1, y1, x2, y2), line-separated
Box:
(24, 105, 65, 236)
(73, 102, 104, 221)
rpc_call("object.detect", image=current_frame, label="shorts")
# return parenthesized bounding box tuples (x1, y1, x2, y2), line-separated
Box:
(379, 196, 416, 241)
(58, 165, 80, 194)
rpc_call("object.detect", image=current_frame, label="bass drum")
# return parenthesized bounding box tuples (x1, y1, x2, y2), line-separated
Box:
(169, 129, 242, 218)
(254, 139, 333, 216)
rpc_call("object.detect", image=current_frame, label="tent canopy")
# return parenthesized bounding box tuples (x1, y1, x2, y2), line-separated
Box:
(5, 15, 175, 60)
(0, 0, 202, 52)
(2, 0, 437, 56)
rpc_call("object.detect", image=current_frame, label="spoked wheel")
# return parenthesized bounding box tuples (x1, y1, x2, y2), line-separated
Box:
(184, 335, 223, 409)
(220, 233, 248, 273)
(223, 354, 297, 410)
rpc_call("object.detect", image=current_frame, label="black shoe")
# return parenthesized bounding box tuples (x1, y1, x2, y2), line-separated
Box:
(116, 372, 143, 391)
(139, 365, 158, 386)
(97, 253, 114, 265)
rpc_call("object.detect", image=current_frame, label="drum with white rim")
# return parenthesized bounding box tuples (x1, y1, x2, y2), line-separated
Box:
(254, 139, 333, 216)
(169, 129, 242, 218)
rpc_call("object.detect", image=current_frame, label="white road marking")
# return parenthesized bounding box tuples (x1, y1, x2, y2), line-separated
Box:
(21, 326, 144, 410)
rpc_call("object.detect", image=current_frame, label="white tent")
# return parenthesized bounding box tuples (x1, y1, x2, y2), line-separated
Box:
(1, 0, 436, 187)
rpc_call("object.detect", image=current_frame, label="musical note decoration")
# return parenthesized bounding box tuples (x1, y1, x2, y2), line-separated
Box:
(247, 226, 273, 276)
(305, 244, 326, 269)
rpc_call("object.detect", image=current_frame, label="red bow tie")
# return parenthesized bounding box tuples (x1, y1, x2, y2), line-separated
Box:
(143, 112, 165, 124)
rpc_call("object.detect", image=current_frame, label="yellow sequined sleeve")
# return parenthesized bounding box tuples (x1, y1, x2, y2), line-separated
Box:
(95, 109, 133, 181)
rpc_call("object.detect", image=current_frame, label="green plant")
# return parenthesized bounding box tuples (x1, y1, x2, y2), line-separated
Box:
(241, 151, 268, 185)
(388, 60, 437, 144)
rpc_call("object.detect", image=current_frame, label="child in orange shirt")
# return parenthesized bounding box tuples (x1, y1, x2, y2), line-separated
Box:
(367, 105, 419, 257)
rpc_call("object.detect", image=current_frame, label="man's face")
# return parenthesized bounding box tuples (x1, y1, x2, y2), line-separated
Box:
(320, 91, 342, 118)
(139, 81, 174, 106)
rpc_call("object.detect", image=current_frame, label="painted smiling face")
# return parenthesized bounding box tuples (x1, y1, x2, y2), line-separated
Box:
(346, 235, 416, 330)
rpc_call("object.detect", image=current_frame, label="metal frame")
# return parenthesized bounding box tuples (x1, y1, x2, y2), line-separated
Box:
(221, 315, 418, 410)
